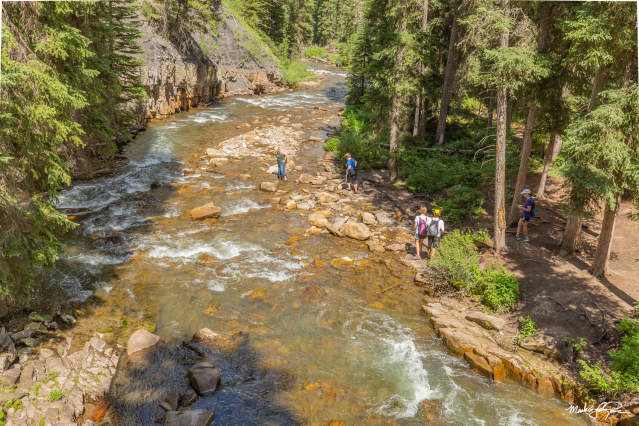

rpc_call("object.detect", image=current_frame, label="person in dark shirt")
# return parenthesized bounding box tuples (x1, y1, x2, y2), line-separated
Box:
(515, 189, 535, 242)
(275, 147, 288, 182)
(344, 153, 359, 193)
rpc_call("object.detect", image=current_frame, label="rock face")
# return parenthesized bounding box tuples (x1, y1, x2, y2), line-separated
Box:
(137, 4, 282, 122)
(341, 222, 371, 241)
(127, 329, 162, 357)
(190, 203, 222, 220)
(187, 361, 221, 396)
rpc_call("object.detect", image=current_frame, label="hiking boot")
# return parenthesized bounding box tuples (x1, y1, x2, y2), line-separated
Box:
(522, 237, 529, 242)
(514, 235, 521, 241)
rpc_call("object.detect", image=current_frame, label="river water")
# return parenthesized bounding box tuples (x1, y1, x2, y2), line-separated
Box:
(53, 67, 586, 425)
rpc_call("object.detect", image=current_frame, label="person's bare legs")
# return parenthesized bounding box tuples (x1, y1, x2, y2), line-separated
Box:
(516, 218, 524, 237)
(522, 221, 528, 238)
(415, 238, 421, 258)
(353, 183, 359, 193)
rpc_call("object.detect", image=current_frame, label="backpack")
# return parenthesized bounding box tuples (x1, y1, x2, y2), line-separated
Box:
(530, 199, 536, 217)
(418, 217, 427, 237)
(427, 219, 440, 237)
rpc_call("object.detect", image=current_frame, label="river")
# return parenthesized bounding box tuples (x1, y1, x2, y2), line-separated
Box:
(53, 67, 587, 425)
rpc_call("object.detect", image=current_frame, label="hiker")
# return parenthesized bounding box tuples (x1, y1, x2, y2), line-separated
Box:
(275, 147, 288, 182)
(427, 208, 445, 260)
(344, 153, 359, 193)
(515, 189, 535, 242)
(414, 205, 429, 259)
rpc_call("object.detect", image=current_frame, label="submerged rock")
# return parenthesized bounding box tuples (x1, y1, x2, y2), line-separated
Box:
(165, 409, 214, 426)
(192, 328, 228, 350)
(190, 203, 221, 220)
(127, 329, 162, 358)
(187, 361, 221, 396)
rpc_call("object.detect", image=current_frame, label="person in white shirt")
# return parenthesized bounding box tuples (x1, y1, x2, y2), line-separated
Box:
(414, 205, 429, 259)
(427, 208, 445, 260)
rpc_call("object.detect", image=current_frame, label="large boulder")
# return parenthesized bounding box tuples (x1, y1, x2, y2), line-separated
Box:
(316, 192, 339, 204)
(260, 182, 277, 192)
(187, 361, 221, 396)
(298, 173, 314, 184)
(308, 212, 329, 228)
(341, 222, 371, 241)
(465, 312, 506, 331)
(127, 329, 162, 358)
(165, 409, 214, 426)
(375, 213, 394, 225)
(190, 203, 221, 220)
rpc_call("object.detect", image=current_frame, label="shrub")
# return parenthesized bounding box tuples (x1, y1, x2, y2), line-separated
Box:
(333, 130, 388, 170)
(281, 60, 311, 87)
(518, 315, 537, 342)
(579, 317, 639, 394)
(429, 229, 480, 287)
(304, 45, 328, 58)
(474, 266, 519, 312)
(324, 137, 339, 152)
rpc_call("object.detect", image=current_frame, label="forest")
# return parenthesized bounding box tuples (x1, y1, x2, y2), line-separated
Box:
(0, 0, 638, 410)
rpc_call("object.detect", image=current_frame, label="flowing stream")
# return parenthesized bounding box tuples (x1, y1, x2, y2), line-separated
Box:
(53, 67, 587, 425)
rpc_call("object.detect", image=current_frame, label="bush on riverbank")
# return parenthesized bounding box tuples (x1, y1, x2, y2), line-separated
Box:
(304, 45, 327, 58)
(280, 60, 312, 87)
(579, 313, 639, 395)
(429, 230, 519, 312)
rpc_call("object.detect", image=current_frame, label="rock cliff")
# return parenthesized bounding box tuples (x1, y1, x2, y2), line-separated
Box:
(138, 6, 282, 121)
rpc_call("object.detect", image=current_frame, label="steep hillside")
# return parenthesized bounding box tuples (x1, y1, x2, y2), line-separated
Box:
(138, 4, 283, 121)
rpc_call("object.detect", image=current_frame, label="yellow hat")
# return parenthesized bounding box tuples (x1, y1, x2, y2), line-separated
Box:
(433, 209, 441, 215)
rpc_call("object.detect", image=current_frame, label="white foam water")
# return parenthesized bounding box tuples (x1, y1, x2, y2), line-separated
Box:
(220, 199, 268, 216)
(145, 237, 261, 262)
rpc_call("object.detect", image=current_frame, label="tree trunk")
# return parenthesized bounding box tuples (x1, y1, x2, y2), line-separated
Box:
(590, 194, 621, 277)
(536, 132, 562, 199)
(435, 13, 459, 145)
(507, 103, 537, 225)
(505, 100, 513, 135)
(164, 0, 171, 35)
(487, 90, 495, 127)
(412, 0, 429, 137)
(388, 0, 408, 182)
(493, 0, 509, 252)
(561, 66, 606, 255)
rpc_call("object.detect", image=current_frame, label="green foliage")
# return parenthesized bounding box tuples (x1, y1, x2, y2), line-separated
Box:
(429, 230, 481, 287)
(324, 137, 340, 152)
(433, 187, 485, 224)
(518, 315, 537, 342)
(568, 337, 587, 352)
(304, 45, 328, 58)
(579, 316, 639, 395)
(0, 1, 144, 303)
(47, 389, 64, 402)
(280, 60, 311, 87)
(474, 265, 519, 312)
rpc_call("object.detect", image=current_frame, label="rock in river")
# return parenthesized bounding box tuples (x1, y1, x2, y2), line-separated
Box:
(190, 203, 221, 220)
(187, 361, 221, 396)
(260, 182, 277, 192)
(127, 329, 162, 358)
(341, 222, 371, 241)
(165, 409, 214, 426)
(316, 192, 339, 204)
(308, 212, 329, 228)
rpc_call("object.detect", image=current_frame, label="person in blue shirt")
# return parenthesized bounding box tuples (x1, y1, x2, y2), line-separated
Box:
(515, 188, 535, 242)
(344, 153, 359, 193)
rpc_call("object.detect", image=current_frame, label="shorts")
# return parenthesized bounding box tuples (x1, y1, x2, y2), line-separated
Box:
(428, 236, 440, 249)
(346, 170, 359, 185)
(521, 215, 530, 222)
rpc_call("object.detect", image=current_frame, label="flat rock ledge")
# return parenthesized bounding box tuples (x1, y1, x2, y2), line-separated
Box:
(422, 297, 580, 404)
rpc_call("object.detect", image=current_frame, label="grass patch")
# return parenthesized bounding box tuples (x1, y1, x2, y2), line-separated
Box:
(304, 45, 328, 58)
(280, 60, 312, 87)
(48, 389, 64, 402)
